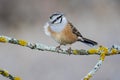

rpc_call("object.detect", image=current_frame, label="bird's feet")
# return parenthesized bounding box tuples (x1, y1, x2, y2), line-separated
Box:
(55, 45, 72, 55)
(55, 45, 63, 52)
(66, 47, 72, 55)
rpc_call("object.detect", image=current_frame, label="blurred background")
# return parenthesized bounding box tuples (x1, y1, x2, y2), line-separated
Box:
(0, 0, 120, 80)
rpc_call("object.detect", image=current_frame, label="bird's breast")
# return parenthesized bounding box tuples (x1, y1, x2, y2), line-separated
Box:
(48, 24, 78, 45)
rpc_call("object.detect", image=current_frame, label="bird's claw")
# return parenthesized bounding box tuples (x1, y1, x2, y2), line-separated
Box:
(55, 45, 63, 53)
(66, 47, 72, 55)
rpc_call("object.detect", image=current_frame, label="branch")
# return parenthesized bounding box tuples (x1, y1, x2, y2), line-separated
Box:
(0, 35, 120, 80)
(0, 68, 21, 80)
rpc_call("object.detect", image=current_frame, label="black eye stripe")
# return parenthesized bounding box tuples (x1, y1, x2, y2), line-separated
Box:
(60, 16, 62, 23)
(52, 15, 62, 24)
(50, 14, 59, 19)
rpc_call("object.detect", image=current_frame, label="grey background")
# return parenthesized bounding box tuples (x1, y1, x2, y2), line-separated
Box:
(0, 0, 120, 80)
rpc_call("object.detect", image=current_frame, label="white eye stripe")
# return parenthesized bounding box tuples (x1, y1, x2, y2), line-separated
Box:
(52, 15, 62, 24)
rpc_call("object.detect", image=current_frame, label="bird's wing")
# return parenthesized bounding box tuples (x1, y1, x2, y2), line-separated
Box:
(69, 22, 83, 37)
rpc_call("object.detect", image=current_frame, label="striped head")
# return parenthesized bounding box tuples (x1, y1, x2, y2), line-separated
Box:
(48, 12, 68, 32)
(49, 12, 64, 24)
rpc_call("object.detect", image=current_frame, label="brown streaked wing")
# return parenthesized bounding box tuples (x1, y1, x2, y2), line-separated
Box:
(69, 22, 83, 37)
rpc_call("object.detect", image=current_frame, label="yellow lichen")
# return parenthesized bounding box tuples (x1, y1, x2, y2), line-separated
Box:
(72, 50, 79, 55)
(18, 40, 28, 46)
(98, 46, 108, 54)
(84, 74, 92, 80)
(84, 78, 89, 80)
(0, 36, 7, 43)
(111, 48, 118, 55)
(100, 52, 105, 61)
(88, 49, 98, 54)
(14, 77, 22, 80)
(98, 46, 108, 61)
(0, 70, 9, 77)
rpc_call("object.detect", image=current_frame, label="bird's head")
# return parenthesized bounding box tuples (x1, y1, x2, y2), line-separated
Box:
(49, 12, 66, 24)
(48, 12, 67, 32)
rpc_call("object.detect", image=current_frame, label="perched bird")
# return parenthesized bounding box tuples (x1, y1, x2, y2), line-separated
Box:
(44, 12, 97, 50)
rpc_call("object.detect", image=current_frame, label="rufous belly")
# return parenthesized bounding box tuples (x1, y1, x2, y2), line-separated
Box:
(48, 24, 78, 45)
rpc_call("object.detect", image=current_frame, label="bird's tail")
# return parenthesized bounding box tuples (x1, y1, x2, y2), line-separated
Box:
(78, 37, 98, 46)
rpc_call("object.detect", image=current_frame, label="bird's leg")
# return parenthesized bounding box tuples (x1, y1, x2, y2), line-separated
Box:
(55, 44, 63, 52)
(66, 47, 72, 55)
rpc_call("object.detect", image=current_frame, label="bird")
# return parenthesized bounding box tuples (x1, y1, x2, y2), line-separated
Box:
(44, 12, 97, 50)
